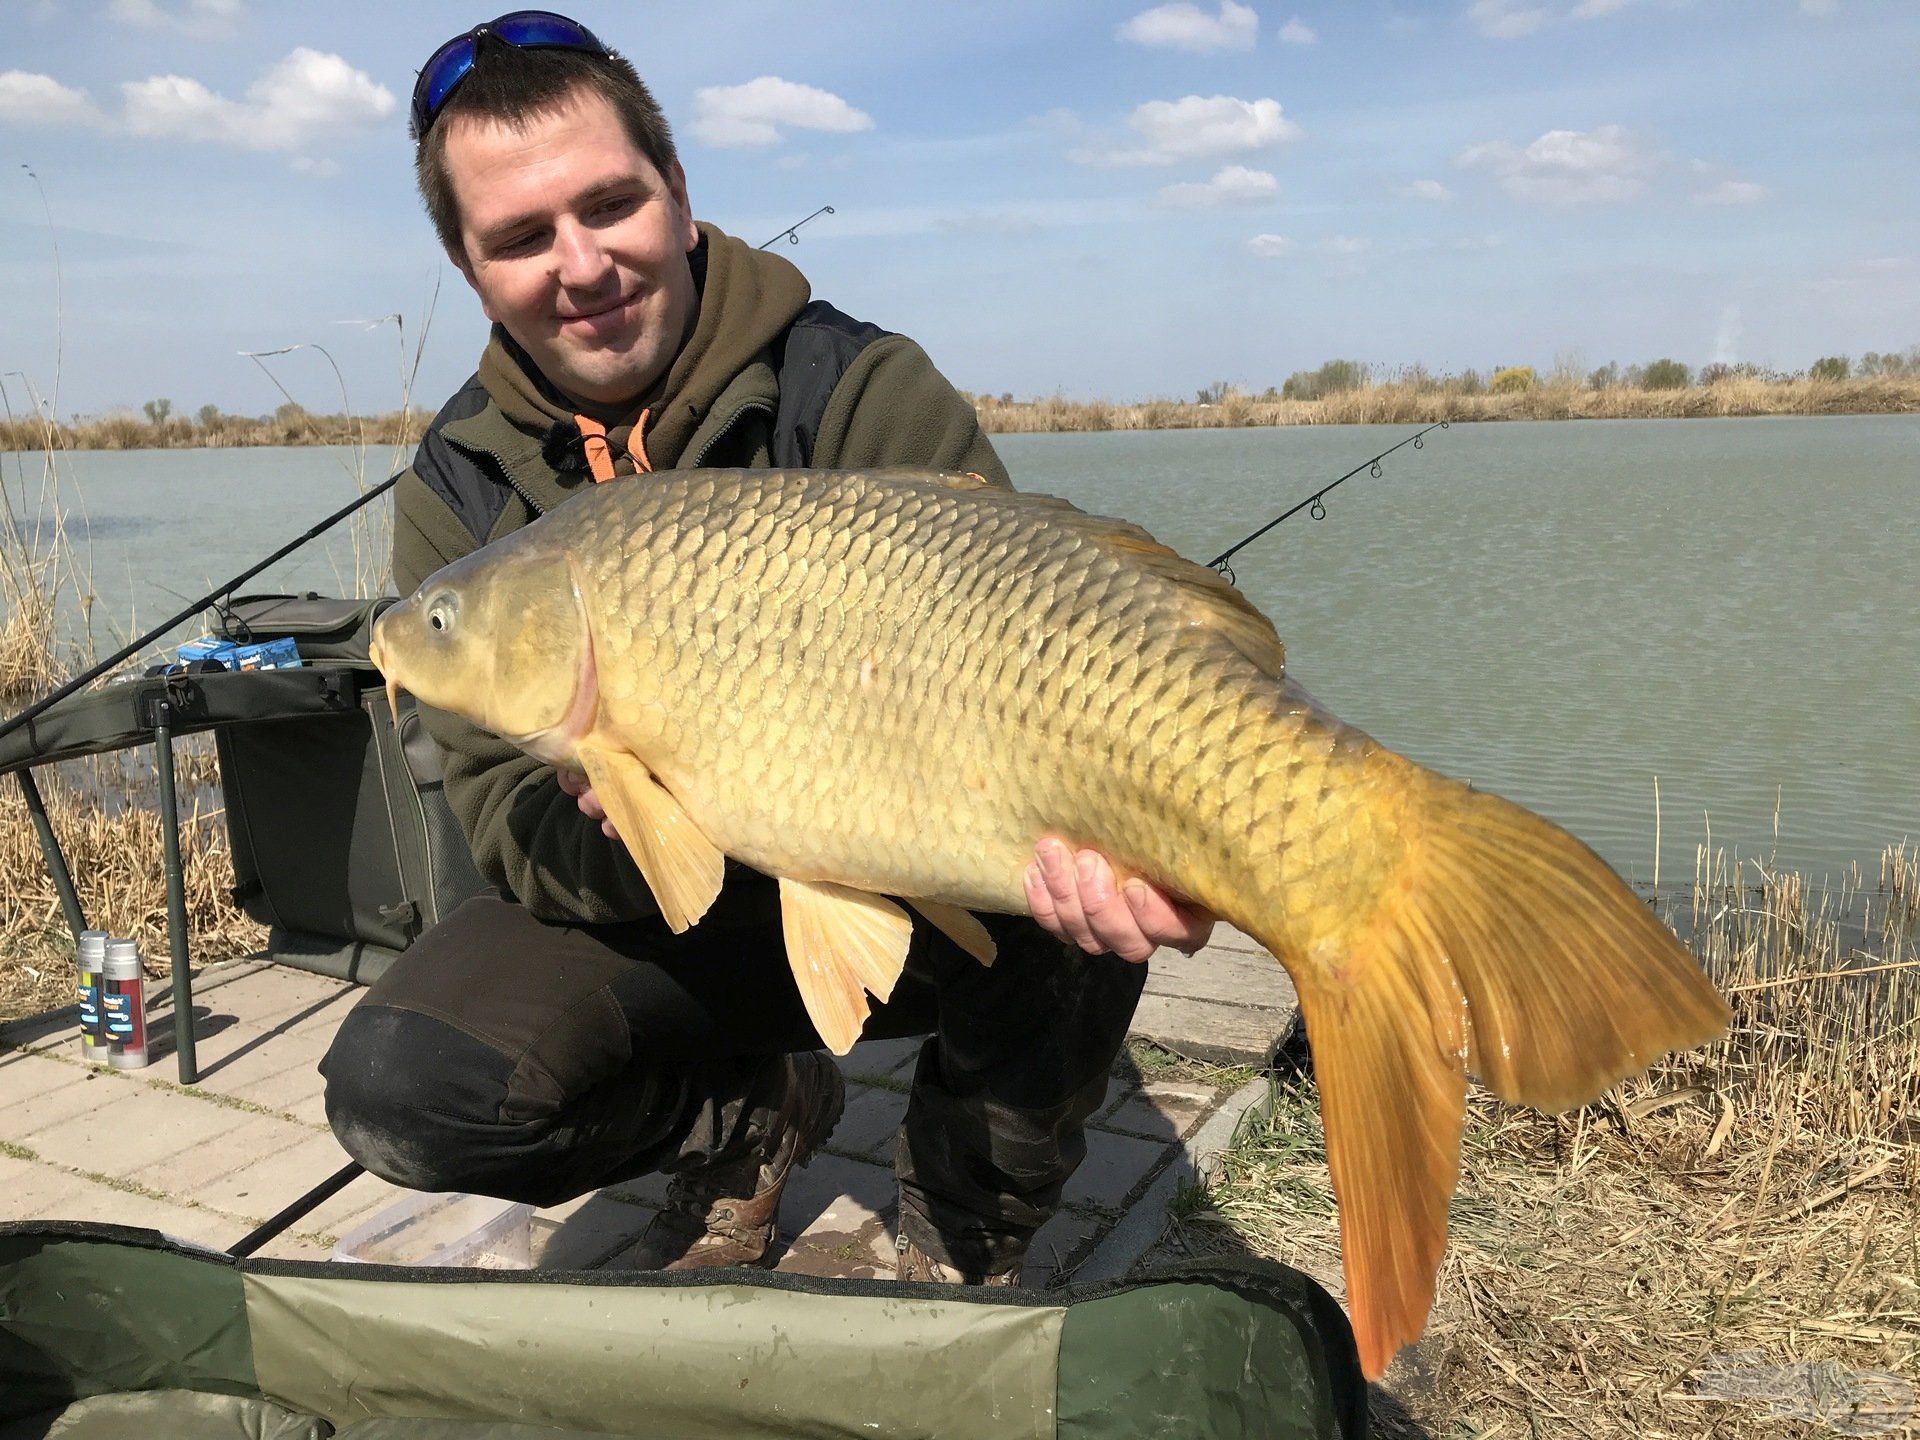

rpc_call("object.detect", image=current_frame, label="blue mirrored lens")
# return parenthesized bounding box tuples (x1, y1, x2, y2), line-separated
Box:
(491, 14, 600, 48)
(421, 39, 477, 117)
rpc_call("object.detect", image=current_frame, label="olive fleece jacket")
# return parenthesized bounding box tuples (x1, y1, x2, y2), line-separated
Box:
(390, 221, 1009, 924)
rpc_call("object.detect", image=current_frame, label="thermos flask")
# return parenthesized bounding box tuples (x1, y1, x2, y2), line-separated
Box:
(101, 937, 150, 1070)
(77, 930, 108, 1064)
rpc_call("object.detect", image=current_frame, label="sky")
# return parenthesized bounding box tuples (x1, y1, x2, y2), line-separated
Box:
(0, 0, 1915, 421)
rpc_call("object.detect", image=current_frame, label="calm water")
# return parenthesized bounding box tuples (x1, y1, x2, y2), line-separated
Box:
(14, 415, 1917, 889)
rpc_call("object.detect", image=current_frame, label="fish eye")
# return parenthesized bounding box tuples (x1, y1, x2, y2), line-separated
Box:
(426, 596, 456, 633)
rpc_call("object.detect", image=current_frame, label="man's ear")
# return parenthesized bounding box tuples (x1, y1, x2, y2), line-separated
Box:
(447, 243, 497, 323)
(669, 160, 697, 252)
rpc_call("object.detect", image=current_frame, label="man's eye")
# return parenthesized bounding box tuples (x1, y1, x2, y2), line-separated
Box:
(594, 195, 639, 220)
(496, 230, 545, 256)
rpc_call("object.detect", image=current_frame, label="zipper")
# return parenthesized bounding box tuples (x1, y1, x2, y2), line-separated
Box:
(687, 398, 774, 468)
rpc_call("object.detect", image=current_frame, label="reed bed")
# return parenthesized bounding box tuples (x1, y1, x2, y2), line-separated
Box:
(0, 410, 421, 454)
(975, 375, 1920, 433)
(1162, 843, 1920, 1437)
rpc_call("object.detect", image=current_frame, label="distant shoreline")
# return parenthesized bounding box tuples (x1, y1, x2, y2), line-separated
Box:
(3, 375, 1915, 452)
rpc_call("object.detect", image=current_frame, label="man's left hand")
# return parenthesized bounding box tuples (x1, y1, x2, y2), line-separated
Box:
(1025, 838, 1216, 964)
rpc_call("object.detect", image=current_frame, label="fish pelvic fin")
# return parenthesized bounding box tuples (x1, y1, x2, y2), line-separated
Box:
(575, 744, 725, 933)
(779, 879, 915, 1054)
(1265, 758, 1731, 1381)
(905, 898, 997, 966)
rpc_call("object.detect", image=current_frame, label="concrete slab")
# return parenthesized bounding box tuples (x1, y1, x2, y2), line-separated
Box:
(138, 1110, 322, 1220)
(21, 1079, 258, 1181)
(1022, 1207, 1106, 1291)
(827, 1082, 907, 1161)
(834, 1036, 921, 1083)
(534, 1192, 656, 1270)
(1128, 991, 1290, 1067)
(1059, 1128, 1166, 1214)
(1095, 1080, 1219, 1143)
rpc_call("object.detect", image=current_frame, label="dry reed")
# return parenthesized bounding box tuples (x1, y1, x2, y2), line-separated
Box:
(0, 410, 422, 454)
(975, 375, 1920, 434)
(1162, 844, 1920, 1437)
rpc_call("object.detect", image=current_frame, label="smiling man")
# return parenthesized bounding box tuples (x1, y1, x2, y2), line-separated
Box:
(320, 10, 1212, 1287)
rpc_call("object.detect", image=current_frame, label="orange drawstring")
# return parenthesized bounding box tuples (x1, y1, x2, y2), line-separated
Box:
(629, 407, 653, 473)
(574, 414, 616, 483)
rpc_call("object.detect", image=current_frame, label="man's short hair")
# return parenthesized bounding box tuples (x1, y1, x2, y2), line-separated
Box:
(414, 43, 679, 260)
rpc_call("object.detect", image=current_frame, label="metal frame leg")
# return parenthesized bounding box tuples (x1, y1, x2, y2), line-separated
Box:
(153, 701, 197, 1084)
(16, 768, 87, 943)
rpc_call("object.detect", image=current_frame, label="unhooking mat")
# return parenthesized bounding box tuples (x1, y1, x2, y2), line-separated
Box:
(0, 1222, 1366, 1439)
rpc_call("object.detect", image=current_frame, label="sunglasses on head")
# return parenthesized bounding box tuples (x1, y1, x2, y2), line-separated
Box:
(411, 9, 611, 138)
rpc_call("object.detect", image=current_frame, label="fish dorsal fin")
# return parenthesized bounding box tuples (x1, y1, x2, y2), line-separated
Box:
(576, 744, 726, 933)
(867, 470, 1286, 678)
(906, 898, 997, 966)
(778, 879, 915, 1053)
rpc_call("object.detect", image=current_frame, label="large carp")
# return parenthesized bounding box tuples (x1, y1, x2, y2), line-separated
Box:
(370, 467, 1729, 1377)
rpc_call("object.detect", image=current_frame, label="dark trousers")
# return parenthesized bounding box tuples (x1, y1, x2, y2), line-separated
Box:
(318, 882, 1145, 1272)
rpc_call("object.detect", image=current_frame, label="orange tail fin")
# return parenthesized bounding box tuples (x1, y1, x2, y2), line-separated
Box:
(1268, 765, 1731, 1380)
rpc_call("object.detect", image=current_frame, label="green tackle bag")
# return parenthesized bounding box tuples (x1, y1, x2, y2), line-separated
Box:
(0, 1223, 1368, 1440)
(209, 593, 487, 984)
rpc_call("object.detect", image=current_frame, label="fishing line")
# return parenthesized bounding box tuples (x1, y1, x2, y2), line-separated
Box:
(1207, 420, 1448, 584)
(758, 205, 835, 250)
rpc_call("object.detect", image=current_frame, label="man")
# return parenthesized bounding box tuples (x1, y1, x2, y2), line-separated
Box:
(321, 11, 1212, 1286)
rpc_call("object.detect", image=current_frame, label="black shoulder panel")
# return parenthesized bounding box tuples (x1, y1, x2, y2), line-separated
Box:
(772, 301, 893, 469)
(412, 374, 508, 547)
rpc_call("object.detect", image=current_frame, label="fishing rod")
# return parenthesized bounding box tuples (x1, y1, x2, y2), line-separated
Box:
(0, 472, 404, 747)
(1207, 420, 1448, 584)
(758, 205, 834, 250)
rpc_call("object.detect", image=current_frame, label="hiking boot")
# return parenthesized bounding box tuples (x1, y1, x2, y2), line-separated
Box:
(620, 1051, 844, 1271)
(894, 1234, 1023, 1287)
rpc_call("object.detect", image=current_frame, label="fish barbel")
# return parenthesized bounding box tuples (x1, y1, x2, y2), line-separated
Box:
(370, 467, 1729, 1377)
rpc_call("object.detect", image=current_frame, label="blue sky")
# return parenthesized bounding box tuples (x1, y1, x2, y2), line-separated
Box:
(0, 0, 1914, 420)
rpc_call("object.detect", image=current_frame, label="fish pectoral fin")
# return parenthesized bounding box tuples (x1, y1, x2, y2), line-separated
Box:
(778, 879, 914, 1054)
(1291, 960, 1467, 1385)
(905, 899, 997, 967)
(576, 745, 725, 933)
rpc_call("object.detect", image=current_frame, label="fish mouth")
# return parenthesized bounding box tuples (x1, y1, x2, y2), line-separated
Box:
(368, 633, 402, 725)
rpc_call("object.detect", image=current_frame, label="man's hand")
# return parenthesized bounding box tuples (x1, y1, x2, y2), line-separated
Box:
(1024, 838, 1215, 964)
(556, 767, 619, 839)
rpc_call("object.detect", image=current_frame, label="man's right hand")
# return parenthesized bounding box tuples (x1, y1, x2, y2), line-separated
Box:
(556, 767, 620, 839)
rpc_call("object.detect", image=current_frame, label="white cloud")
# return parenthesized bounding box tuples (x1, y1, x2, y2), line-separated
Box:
(1466, 0, 1549, 37)
(1570, 0, 1635, 16)
(1400, 178, 1454, 201)
(1155, 165, 1277, 209)
(1117, 1, 1258, 53)
(1457, 125, 1661, 203)
(1277, 17, 1317, 43)
(108, 0, 244, 38)
(121, 49, 394, 151)
(1695, 179, 1768, 205)
(690, 77, 873, 148)
(1800, 0, 1837, 13)
(0, 71, 103, 127)
(1075, 95, 1301, 167)
(1247, 233, 1296, 258)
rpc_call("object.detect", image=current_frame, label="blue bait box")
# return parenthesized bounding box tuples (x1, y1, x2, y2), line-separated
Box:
(174, 635, 304, 671)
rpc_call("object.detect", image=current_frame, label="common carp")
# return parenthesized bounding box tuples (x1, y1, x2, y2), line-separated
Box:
(369, 466, 1730, 1377)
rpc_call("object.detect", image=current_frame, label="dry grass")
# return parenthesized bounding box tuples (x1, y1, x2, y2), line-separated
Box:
(975, 375, 1920, 433)
(1161, 845, 1920, 1437)
(0, 410, 421, 453)
(1, 760, 268, 1024)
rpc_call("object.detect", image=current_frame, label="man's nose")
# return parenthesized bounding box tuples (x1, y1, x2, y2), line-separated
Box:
(552, 218, 615, 290)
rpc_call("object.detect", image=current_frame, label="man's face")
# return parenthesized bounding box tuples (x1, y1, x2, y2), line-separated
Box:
(442, 87, 699, 408)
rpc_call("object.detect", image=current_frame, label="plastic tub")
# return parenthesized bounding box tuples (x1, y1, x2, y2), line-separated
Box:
(331, 1191, 533, 1269)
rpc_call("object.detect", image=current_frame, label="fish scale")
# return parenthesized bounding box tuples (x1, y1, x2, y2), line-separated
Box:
(371, 465, 1731, 1380)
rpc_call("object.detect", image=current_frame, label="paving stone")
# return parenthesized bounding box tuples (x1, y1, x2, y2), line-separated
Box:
(12, 1163, 237, 1250)
(835, 1036, 921, 1082)
(189, 967, 358, 1030)
(208, 1130, 388, 1240)
(0, 1153, 96, 1216)
(20, 1079, 259, 1184)
(828, 1082, 908, 1161)
(2, 1056, 121, 1138)
(1128, 991, 1290, 1067)
(779, 1153, 898, 1277)
(0, 1048, 87, 1111)
(1059, 1128, 1167, 1214)
(1022, 1207, 1107, 1291)
(138, 1110, 322, 1219)
(1094, 1081, 1219, 1143)
(533, 1192, 655, 1269)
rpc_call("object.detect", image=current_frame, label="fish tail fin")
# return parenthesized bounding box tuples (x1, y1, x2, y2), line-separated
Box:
(1257, 762, 1731, 1380)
